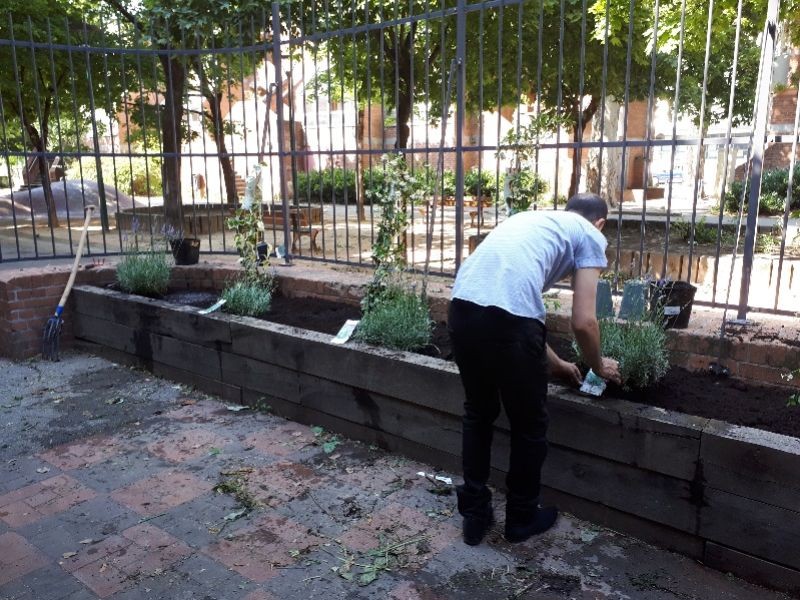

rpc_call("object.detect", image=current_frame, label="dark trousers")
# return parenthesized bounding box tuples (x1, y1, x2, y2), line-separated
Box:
(448, 299, 549, 517)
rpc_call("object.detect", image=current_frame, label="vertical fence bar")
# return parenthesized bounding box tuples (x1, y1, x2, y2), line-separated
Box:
(737, 0, 780, 320)
(272, 1, 292, 264)
(453, 0, 466, 269)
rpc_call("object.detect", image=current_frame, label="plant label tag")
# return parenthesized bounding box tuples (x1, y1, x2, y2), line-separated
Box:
(331, 319, 360, 345)
(198, 299, 226, 315)
(663, 306, 681, 316)
(580, 369, 607, 397)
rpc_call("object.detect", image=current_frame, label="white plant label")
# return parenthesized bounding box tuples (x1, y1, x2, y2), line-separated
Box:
(331, 319, 360, 345)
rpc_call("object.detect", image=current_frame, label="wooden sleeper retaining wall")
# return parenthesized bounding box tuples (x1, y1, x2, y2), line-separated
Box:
(72, 285, 800, 595)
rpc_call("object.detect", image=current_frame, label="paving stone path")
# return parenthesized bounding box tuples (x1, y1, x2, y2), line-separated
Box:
(0, 352, 791, 599)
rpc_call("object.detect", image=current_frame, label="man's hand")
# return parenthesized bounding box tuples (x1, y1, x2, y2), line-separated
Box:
(551, 358, 583, 387)
(597, 357, 621, 385)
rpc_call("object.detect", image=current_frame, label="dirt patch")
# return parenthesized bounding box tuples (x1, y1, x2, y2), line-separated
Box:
(163, 292, 800, 438)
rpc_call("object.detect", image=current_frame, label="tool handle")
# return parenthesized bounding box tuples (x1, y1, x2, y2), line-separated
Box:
(55, 205, 96, 313)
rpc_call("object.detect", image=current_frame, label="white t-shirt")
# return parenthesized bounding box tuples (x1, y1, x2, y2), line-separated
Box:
(452, 210, 608, 323)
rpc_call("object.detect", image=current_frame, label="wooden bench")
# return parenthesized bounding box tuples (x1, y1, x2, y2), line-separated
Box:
(262, 211, 321, 253)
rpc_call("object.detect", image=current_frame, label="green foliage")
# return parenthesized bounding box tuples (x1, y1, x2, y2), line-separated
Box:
(221, 280, 273, 317)
(227, 167, 269, 281)
(504, 170, 549, 213)
(724, 165, 800, 216)
(574, 318, 670, 390)
(356, 283, 432, 351)
(366, 154, 432, 278)
(498, 114, 564, 213)
(671, 216, 734, 246)
(463, 168, 496, 199)
(67, 156, 163, 197)
(755, 229, 782, 254)
(116, 247, 172, 298)
(784, 369, 800, 407)
(295, 169, 359, 204)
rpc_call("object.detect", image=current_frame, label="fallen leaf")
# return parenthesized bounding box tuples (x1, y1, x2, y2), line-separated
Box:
(226, 405, 248, 412)
(62, 551, 77, 559)
(359, 570, 378, 586)
(36, 467, 50, 474)
(208, 447, 222, 456)
(79, 538, 93, 544)
(180, 399, 196, 406)
(105, 397, 124, 405)
(223, 508, 247, 521)
(99, 563, 108, 573)
(322, 440, 340, 454)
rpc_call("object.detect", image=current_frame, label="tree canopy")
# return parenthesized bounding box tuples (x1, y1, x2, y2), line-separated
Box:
(0, 0, 129, 226)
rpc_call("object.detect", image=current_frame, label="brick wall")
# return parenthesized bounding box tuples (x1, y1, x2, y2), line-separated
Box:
(0, 265, 116, 360)
(771, 88, 798, 124)
(764, 142, 800, 171)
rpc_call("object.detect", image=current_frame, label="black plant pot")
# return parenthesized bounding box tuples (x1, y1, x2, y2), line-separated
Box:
(170, 238, 201, 265)
(650, 281, 697, 329)
(256, 241, 270, 265)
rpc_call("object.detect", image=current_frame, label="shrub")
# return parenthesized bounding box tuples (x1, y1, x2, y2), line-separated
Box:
(295, 168, 358, 205)
(66, 156, 162, 197)
(221, 280, 273, 317)
(356, 284, 432, 351)
(505, 170, 549, 212)
(464, 168, 497, 199)
(116, 248, 171, 297)
(441, 170, 456, 197)
(671, 216, 734, 246)
(724, 165, 800, 215)
(574, 318, 669, 390)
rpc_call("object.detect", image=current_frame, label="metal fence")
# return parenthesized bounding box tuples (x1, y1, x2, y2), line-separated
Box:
(1, 0, 799, 318)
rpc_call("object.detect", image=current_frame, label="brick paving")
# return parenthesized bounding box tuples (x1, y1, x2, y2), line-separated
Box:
(0, 352, 794, 600)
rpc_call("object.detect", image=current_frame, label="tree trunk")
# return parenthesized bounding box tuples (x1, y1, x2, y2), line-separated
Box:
(159, 56, 186, 231)
(355, 106, 366, 221)
(205, 91, 238, 206)
(568, 97, 600, 200)
(393, 29, 414, 150)
(586, 96, 622, 207)
(25, 124, 59, 229)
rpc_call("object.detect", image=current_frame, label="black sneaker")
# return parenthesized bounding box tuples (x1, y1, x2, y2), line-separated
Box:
(463, 512, 495, 546)
(504, 506, 558, 543)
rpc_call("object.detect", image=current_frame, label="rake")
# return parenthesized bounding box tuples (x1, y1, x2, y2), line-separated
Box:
(42, 205, 95, 360)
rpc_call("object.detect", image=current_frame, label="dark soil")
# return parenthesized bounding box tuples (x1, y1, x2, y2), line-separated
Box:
(163, 291, 800, 438)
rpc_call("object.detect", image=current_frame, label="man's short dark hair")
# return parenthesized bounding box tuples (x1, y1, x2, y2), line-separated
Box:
(565, 192, 608, 222)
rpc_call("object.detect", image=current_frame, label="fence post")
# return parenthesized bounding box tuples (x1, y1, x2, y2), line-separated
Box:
(272, 2, 292, 265)
(737, 0, 780, 320)
(454, 0, 467, 269)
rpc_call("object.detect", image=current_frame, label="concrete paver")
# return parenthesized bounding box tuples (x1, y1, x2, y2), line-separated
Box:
(0, 351, 794, 599)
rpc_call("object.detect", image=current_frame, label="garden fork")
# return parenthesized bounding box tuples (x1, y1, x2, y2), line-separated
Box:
(42, 205, 95, 360)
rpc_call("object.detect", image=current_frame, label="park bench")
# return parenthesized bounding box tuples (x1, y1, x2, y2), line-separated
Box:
(262, 209, 321, 253)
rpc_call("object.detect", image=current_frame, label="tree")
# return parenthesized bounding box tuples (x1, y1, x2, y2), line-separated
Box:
(0, 0, 126, 228)
(105, 0, 268, 228)
(171, 0, 265, 206)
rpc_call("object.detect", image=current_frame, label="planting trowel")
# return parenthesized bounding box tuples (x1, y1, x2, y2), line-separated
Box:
(580, 369, 607, 397)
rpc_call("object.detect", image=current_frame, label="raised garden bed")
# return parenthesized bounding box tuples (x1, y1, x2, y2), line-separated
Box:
(167, 292, 800, 439)
(71, 284, 800, 594)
